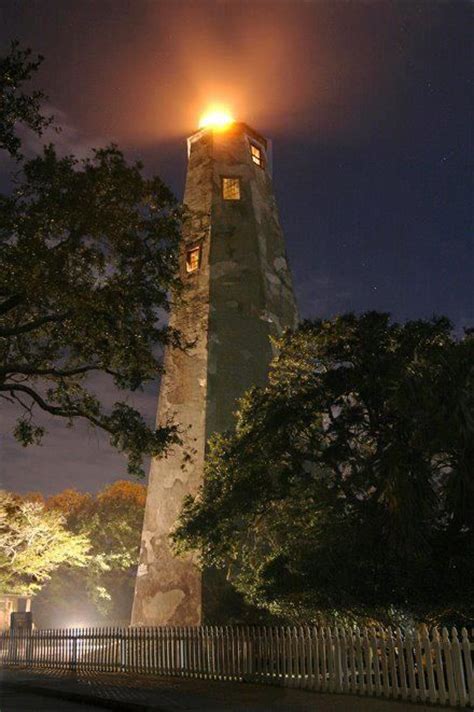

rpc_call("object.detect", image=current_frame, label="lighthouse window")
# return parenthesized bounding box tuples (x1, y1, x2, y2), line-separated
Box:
(222, 177, 241, 201)
(250, 144, 264, 168)
(186, 246, 201, 273)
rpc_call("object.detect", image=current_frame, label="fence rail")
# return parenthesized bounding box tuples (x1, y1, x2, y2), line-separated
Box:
(1, 625, 472, 708)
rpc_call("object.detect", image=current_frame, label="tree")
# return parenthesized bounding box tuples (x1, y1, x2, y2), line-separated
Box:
(0, 43, 183, 475)
(0, 491, 90, 596)
(33, 481, 146, 625)
(174, 313, 474, 626)
(0, 41, 52, 158)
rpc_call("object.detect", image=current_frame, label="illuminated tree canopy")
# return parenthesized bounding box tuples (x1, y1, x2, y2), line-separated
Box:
(28, 481, 147, 625)
(0, 491, 90, 596)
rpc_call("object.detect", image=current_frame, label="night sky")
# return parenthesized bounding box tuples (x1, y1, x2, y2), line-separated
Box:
(0, 1, 472, 495)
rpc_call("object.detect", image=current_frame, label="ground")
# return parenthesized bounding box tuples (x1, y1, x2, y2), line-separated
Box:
(0, 667, 451, 711)
(0, 688, 102, 711)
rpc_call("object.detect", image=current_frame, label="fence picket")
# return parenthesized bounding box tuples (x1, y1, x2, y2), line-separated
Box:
(414, 627, 427, 702)
(363, 628, 373, 696)
(309, 626, 317, 691)
(319, 628, 328, 692)
(333, 627, 342, 693)
(340, 627, 349, 693)
(288, 625, 294, 686)
(442, 627, 458, 707)
(395, 626, 408, 700)
(302, 626, 310, 689)
(293, 625, 299, 686)
(451, 627, 467, 706)
(405, 630, 418, 703)
(266, 627, 272, 682)
(354, 627, 363, 694)
(419, 625, 436, 704)
(386, 628, 398, 700)
(347, 628, 356, 694)
(378, 628, 390, 697)
(273, 626, 280, 683)
(248, 626, 254, 681)
(280, 627, 286, 684)
(461, 627, 474, 707)
(371, 628, 382, 697)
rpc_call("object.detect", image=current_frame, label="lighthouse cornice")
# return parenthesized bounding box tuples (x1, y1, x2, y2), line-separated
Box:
(187, 122, 268, 157)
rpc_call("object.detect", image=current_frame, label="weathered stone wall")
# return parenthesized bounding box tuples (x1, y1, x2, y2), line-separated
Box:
(131, 124, 298, 626)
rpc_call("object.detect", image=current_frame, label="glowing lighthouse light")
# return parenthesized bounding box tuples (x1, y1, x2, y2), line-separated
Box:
(198, 108, 234, 130)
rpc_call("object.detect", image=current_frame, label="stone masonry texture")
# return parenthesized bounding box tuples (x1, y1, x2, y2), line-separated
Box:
(131, 123, 298, 626)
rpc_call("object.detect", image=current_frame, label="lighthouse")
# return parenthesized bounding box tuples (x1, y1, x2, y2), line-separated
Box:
(131, 118, 298, 626)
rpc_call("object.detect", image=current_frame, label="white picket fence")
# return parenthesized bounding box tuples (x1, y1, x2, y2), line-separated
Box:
(1, 625, 473, 707)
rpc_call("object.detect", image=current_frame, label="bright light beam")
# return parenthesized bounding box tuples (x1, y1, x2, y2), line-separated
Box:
(198, 107, 234, 130)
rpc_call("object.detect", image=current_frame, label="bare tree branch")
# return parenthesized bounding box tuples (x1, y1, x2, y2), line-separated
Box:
(0, 393, 15, 404)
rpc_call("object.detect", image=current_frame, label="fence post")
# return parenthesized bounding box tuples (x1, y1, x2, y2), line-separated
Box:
(303, 626, 311, 690)
(431, 627, 447, 706)
(363, 628, 373, 696)
(333, 627, 342, 693)
(24, 630, 33, 665)
(378, 628, 390, 698)
(292, 627, 300, 688)
(120, 628, 127, 672)
(442, 626, 457, 707)
(420, 624, 436, 704)
(70, 629, 77, 672)
(371, 627, 382, 697)
(461, 627, 474, 707)
(413, 627, 427, 702)
(451, 627, 467, 706)
(386, 628, 397, 700)
(405, 629, 418, 702)
(354, 627, 363, 694)
(340, 627, 349, 693)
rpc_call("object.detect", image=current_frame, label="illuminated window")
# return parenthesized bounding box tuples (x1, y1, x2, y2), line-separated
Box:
(222, 177, 241, 200)
(186, 245, 201, 273)
(250, 143, 264, 168)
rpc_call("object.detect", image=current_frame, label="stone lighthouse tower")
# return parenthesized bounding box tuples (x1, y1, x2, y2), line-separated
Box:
(131, 120, 298, 626)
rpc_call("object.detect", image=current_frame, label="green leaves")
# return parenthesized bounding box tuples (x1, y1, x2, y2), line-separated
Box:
(106, 403, 180, 476)
(174, 314, 474, 626)
(0, 41, 53, 159)
(12, 419, 45, 446)
(31, 481, 147, 624)
(0, 492, 90, 596)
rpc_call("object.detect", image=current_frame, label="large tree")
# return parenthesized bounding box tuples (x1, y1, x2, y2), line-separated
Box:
(30, 481, 146, 626)
(0, 43, 183, 474)
(174, 313, 474, 626)
(0, 491, 90, 596)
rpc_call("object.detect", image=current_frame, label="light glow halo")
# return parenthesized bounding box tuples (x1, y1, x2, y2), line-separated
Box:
(198, 107, 234, 130)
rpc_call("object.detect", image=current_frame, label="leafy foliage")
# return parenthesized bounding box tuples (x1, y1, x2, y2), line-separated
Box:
(0, 41, 52, 158)
(0, 491, 90, 596)
(174, 313, 474, 626)
(32, 480, 146, 625)
(0, 43, 183, 475)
